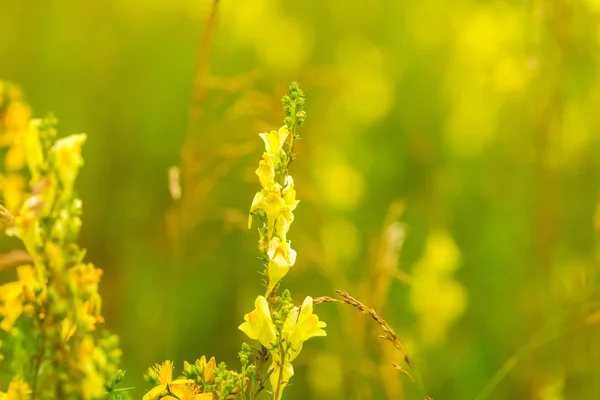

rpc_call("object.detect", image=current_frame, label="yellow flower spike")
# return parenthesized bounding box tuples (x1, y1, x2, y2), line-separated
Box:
(238, 295, 277, 349)
(255, 155, 276, 190)
(268, 358, 294, 400)
(285, 296, 326, 361)
(258, 126, 290, 156)
(266, 237, 297, 296)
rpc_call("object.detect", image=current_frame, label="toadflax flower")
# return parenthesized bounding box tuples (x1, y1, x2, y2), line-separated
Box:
(238, 295, 277, 349)
(282, 296, 327, 361)
(259, 126, 289, 156)
(266, 237, 297, 296)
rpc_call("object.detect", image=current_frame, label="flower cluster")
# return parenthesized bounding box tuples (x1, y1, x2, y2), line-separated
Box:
(143, 352, 251, 400)
(248, 83, 304, 296)
(0, 80, 122, 399)
(239, 83, 326, 400)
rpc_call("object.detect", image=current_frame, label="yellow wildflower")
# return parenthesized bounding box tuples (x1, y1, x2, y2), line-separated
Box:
(69, 263, 103, 298)
(255, 155, 276, 190)
(0, 377, 32, 400)
(78, 335, 105, 399)
(248, 185, 285, 237)
(17, 265, 40, 302)
(1, 174, 26, 215)
(0, 282, 23, 331)
(266, 237, 297, 296)
(143, 361, 195, 400)
(238, 295, 277, 349)
(258, 126, 289, 155)
(51, 133, 86, 192)
(283, 296, 327, 362)
(275, 176, 299, 240)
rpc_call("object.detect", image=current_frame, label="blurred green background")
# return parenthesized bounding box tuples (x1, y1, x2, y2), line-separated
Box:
(1, 0, 600, 398)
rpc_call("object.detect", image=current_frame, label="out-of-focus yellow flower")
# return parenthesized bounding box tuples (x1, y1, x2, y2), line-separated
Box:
(1, 174, 26, 214)
(283, 296, 326, 361)
(255, 155, 276, 190)
(239, 295, 277, 349)
(61, 317, 77, 342)
(69, 263, 102, 298)
(249, 185, 284, 237)
(0, 377, 32, 400)
(259, 126, 289, 156)
(266, 237, 297, 296)
(0, 282, 23, 331)
(78, 335, 104, 399)
(17, 265, 40, 302)
(143, 361, 195, 400)
(51, 133, 86, 197)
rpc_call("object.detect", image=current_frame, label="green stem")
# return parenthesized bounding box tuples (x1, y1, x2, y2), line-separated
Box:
(273, 342, 286, 400)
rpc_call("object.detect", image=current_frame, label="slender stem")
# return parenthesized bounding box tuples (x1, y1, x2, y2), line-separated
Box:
(273, 342, 286, 400)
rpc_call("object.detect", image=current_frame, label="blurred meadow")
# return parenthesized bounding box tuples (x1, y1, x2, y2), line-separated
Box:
(1, 0, 600, 398)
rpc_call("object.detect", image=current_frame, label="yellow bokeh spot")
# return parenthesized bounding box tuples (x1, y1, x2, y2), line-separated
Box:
(410, 230, 466, 345)
(445, 85, 497, 156)
(337, 38, 393, 122)
(316, 153, 364, 210)
(320, 219, 361, 263)
(307, 353, 343, 395)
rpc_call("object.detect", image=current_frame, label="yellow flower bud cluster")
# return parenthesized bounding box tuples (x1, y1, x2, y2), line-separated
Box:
(143, 357, 245, 400)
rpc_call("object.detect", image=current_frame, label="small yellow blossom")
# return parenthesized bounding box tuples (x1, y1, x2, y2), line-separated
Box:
(259, 126, 289, 155)
(0, 282, 23, 331)
(255, 155, 276, 190)
(266, 237, 297, 296)
(1, 174, 26, 214)
(249, 185, 285, 237)
(0, 377, 32, 400)
(51, 133, 86, 193)
(143, 361, 195, 400)
(283, 296, 327, 361)
(69, 263, 103, 298)
(238, 295, 277, 349)
(275, 176, 299, 240)
(17, 265, 40, 302)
